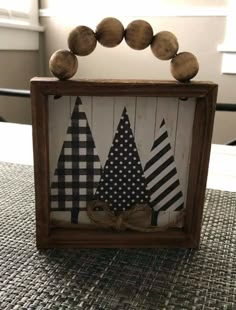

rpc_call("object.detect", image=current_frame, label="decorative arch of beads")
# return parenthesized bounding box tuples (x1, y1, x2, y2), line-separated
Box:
(50, 17, 199, 82)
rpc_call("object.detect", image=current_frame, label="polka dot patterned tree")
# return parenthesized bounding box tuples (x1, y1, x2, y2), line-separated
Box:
(95, 107, 149, 213)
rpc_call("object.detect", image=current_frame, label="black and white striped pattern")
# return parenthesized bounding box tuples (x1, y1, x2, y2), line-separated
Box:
(50, 97, 101, 224)
(144, 119, 184, 225)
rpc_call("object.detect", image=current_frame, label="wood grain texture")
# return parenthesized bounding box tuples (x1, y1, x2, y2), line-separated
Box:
(125, 20, 153, 50)
(30, 78, 218, 249)
(113, 96, 136, 134)
(96, 17, 124, 48)
(49, 50, 78, 80)
(174, 98, 196, 205)
(73, 96, 93, 125)
(46, 229, 192, 248)
(92, 96, 114, 167)
(155, 97, 178, 152)
(184, 87, 217, 247)
(68, 26, 97, 56)
(151, 31, 179, 60)
(135, 97, 157, 166)
(31, 78, 217, 98)
(31, 82, 50, 248)
(157, 210, 183, 228)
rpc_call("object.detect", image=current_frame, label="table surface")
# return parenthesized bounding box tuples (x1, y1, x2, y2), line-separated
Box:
(0, 122, 33, 166)
(0, 161, 235, 309)
(0, 122, 235, 192)
(0, 123, 236, 309)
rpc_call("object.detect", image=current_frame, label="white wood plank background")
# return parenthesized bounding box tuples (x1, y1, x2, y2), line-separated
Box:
(91, 97, 114, 167)
(48, 95, 196, 227)
(48, 95, 71, 180)
(135, 97, 157, 167)
(155, 97, 179, 153)
(174, 98, 196, 206)
(113, 96, 136, 133)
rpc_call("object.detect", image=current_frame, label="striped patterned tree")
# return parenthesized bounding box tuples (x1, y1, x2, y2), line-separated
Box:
(144, 119, 184, 226)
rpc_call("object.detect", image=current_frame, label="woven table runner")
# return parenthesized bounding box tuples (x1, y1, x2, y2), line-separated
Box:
(0, 162, 235, 309)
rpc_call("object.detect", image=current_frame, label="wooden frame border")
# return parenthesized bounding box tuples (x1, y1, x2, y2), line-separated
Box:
(31, 78, 218, 249)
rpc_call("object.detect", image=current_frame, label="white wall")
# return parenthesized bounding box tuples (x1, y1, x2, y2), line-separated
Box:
(39, 0, 236, 144)
(0, 51, 39, 124)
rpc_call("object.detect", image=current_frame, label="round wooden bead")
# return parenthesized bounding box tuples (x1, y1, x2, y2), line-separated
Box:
(151, 31, 179, 60)
(96, 17, 124, 48)
(49, 49, 78, 80)
(68, 26, 97, 56)
(170, 52, 199, 82)
(125, 20, 153, 50)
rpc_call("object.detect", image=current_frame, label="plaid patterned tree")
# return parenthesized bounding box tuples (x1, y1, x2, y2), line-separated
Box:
(144, 119, 184, 225)
(95, 107, 149, 213)
(50, 97, 102, 224)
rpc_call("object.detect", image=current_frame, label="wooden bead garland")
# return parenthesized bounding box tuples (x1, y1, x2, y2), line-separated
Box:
(171, 52, 199, 82)
(68, 26, 97, 56)
(125, 20, 153, 50)
(49, 17, 199, 82)
(49, 49, 78, 80)
(96, 17, 124, 48)
(151, 31, 179, 60)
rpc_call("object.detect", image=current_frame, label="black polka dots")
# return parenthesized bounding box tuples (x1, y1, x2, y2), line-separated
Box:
(96, 107, 149, 212)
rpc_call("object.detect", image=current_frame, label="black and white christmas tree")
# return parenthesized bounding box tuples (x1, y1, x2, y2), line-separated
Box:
(95, 107, 149, 213)
(50, 97, 102, 224)
(144, 119, 184, 225)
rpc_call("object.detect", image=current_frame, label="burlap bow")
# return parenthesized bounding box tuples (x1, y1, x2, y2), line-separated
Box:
(87, 200, 185, 232)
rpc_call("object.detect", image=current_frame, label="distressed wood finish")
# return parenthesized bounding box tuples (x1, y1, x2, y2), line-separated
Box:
(175, 98, 196, 205)
(31, 78, 218, 249)
(92, 97, 114, 167)
(184, 92, 217, 246)
(155, 97, 178, 152)
(135, 97, 157, 166)
(114, 97, 136, 134)
(31, 82, 50, 248)
(31, 78, 216, 98)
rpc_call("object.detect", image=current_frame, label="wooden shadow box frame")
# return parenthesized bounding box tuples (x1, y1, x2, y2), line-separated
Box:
(31, 78, 218, 249)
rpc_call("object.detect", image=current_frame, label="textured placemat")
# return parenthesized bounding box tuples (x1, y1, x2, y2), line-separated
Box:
(0, 162, 235, 310)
